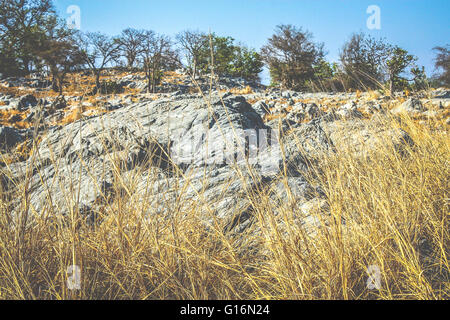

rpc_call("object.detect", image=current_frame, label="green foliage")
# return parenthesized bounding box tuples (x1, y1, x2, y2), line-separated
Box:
(385, 46, 417, 93)
(0, 0, 57, 76)
(229, 46, 263, 82)
(196, 34, 263, 82)
(197, 34, 235, 76)
(410, 66, 428, 91)
(313, 59, 335, 81)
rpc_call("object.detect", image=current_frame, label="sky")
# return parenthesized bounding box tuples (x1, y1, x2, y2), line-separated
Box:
(53, 0, 449, 84)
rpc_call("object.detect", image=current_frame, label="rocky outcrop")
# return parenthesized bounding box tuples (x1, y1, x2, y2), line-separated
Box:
(5, 75, 438, 236)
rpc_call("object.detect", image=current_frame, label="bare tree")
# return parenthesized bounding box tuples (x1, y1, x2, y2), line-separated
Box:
(115, 28, 145, 69)
(433, 45, 450, 87)
(138, 31, 178, 93)
(77, 32, 120, 93)
(261, 24, 324, 90)
(176, 30, 207, 78)
(339, 33, 390, 90)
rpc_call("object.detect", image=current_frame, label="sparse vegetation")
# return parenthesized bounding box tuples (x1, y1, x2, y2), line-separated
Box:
(0, 0, 448, 302)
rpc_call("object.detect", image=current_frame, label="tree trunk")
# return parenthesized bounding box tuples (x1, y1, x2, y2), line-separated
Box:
(146, 68, 151, 94)
(58, 74, 65, 96)
(95, 72, 101, 93)
(193, 59, 197, 78)
(389, 73, 394, 98)
(51, 72, 59, 93)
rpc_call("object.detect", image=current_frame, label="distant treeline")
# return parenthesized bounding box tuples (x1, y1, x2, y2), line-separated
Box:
(0, 0, 448, 94)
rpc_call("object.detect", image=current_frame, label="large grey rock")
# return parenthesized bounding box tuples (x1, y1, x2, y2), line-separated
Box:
(8, 95, 299, 228)
(9, 92, 394, 235)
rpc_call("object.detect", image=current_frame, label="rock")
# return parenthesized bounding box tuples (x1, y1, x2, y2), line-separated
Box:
(291, 102, 305, 113)
(37, 98, 49, 106)
(281, 91, 292, 99)
(361, 101, 383, 114)
(6, 92, 340, 236)
(8, 95, 275, 221)
(50, 96, 67, 110)
(267, 117, 298, 135)
(323, 118, 414, 158)
(391, 98, 426, 115)
(17, 94, 38, 111)
(336, 102, 363, 119)
(252, 100, 270, 118)
(100, 101, 123, 111)
(304, 103, 323, 119)
(286, 111, 305, 123)
(432, 89, 450, 99)
(280, 122, 334, 176)
(8, 114, 22, 123)
(0, 126, 23, 150)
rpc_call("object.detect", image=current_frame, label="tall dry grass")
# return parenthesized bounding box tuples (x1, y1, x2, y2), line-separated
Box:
(0, 101, 448, 300)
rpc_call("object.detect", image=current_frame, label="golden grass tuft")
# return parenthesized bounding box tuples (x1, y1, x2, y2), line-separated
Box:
(228, 86, 254, 95)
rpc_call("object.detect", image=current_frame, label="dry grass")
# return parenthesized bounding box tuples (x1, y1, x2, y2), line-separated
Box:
(0, 105, 448, 300)
(0, 109, 32, 129)
(226, 86, 254, 95)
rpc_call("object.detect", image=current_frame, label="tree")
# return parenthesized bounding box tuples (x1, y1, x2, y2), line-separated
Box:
(385, 46, 417, 95)
(77, 32, 120, 93)
(230, 45, 263, 82)
(34, 22, 83, 95)
(138, 31, 178, 93)
(410, 66, 427, 91)
(313, 59, 335, 81)
(0, 0, 57, 76)
(339, 32, 390, 90)
(197, 34, 236, 77)
(433, 45, 450, 87)
(261, 25, 325, 90)
(176, 32, 263, 82)
(115, 28, 145, 69)
(176, 30, 208, 78)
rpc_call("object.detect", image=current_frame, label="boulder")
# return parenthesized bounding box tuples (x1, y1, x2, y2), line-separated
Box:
(8, 95, 279, 221)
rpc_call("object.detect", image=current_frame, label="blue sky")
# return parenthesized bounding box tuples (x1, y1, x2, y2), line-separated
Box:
(54, 0, 449, 83)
